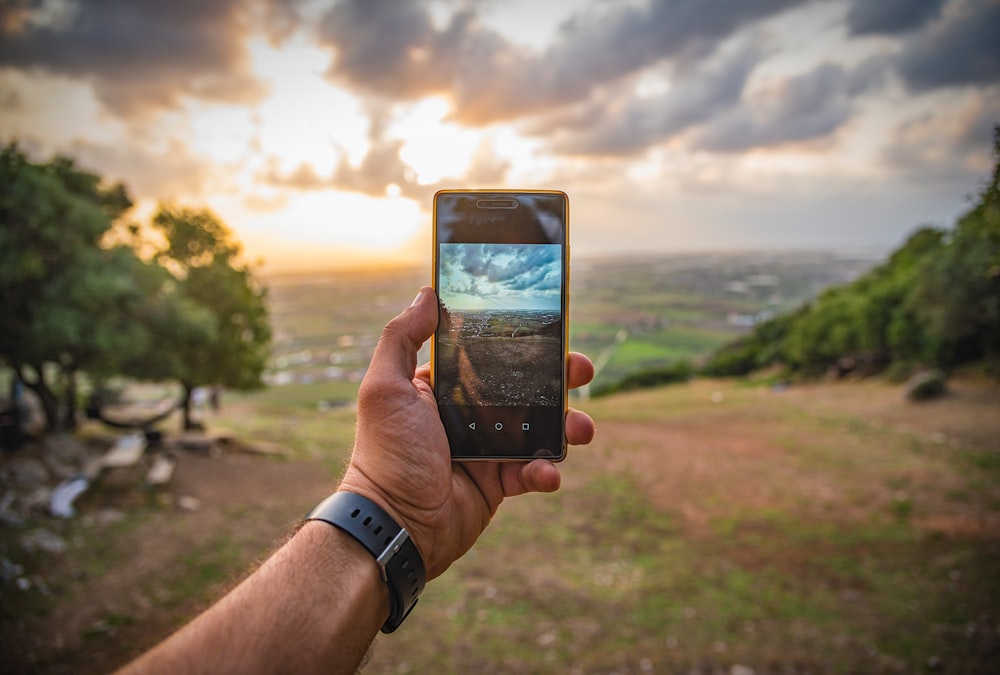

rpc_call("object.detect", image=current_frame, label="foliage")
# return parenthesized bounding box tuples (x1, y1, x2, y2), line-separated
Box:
(909, 139, 1000, 367)
(700, 311, 798, 376)
(150, 205, 271, 429)
(704, 125, 1000, 380)
(0, 144, 137, 429)
(0, 146, 270, 433)
(592, 360, 694, 396)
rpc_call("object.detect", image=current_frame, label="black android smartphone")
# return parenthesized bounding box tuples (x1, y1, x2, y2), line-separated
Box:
(432, 190, 569, 461)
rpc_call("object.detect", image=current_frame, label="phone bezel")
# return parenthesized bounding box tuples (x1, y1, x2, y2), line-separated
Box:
(431, 189, 569, 462)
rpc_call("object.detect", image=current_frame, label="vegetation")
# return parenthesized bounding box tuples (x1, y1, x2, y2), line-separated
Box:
(703, 126, 1000, 381)
(0, 145, 270, 433)
(9, 375, 998, 672)
(591, 359, 694, 396)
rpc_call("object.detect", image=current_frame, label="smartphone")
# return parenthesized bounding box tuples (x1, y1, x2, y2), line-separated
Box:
(432, 189, 569, 461)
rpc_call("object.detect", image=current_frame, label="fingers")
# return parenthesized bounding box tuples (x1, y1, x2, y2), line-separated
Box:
(567, 352, 595, 390)
(566, 408, 595, 446)
(491, 460, 561, 499)
(363, 287, 438, 387)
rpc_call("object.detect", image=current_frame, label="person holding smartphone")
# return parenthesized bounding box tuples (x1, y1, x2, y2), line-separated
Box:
(120, 286, 596, 675)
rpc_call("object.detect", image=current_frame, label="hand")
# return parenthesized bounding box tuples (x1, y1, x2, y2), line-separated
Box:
(339, 286, 595, 579)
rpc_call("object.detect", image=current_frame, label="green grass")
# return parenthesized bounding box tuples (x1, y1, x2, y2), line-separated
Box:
(365, 378, 1000, 672)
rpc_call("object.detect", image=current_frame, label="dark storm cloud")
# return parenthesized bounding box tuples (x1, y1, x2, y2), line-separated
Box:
(0, 0, 269, 112)
(697, 58, 888, 152)
(451, 244, 560, 291)
(882, 89, 1000, 184)
(317, 0, 465, 98)
(538, 39, 769, 156)
(894, 0, 1000, 92)
(846, 0, 946, 36)
(316, 0, 813, 124)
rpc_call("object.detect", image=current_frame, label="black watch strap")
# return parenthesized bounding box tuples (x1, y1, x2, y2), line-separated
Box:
(305, 491, 425, 633)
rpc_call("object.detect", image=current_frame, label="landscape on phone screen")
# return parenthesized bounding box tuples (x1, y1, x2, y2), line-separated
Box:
(436, 242, 562, 407)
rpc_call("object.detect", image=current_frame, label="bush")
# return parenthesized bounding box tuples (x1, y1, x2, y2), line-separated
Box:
(593, 361, 694, 397)
(904, 369, 947, 401)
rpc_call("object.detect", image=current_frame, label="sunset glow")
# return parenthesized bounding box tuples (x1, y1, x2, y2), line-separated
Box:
(1, 0, 996, 274)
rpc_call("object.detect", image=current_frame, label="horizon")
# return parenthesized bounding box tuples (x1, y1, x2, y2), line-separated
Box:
(260, 244, 891, 281)
(2, 0, 996, 274)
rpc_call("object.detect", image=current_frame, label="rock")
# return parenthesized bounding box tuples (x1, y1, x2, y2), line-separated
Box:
(101, 433, 147, 468)
(177, 495, 202, 512)
(146, 453, 177, 486)
(905, 369, 947, 401)
(49, 477, 89, 518)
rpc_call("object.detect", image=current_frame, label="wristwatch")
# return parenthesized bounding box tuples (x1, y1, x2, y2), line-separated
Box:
(305, 491, 426, 633)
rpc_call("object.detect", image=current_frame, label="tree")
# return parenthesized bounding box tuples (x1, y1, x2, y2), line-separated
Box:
(0, 144, 137, 431)
(911, 126, 1000, 368)
(150, 206, 271, 430)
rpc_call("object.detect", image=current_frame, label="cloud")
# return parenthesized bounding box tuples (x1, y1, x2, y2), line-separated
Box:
(0, 0, 269, 113)
(536, 38, 769, 156)
(262, 103, 510, 202)
(895, 0, 1000, 92)
(443, 243, 561, 304)
(846, 0, 946, 36)
(697, 57, 888, 152)
(78, 140, 220, 201)
(316, 0, 813, 125)
(882, 89, 1000, 185)
(317, 0, 464, 98)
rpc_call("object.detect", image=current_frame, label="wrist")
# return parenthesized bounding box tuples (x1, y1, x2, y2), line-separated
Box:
(337, 469, 430, 564)
(305, 491, 426, 633)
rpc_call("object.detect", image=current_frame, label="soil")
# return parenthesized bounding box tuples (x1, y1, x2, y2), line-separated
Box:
(2, 444, 335, 674)
(3, 375, 999, 673)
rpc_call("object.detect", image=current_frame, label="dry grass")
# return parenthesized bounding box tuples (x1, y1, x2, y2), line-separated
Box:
(2, 375, 999, 673)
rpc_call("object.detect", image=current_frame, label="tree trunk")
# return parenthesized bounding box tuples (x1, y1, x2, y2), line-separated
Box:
(181, 381, 195, 431)
(62, 368, 78, 430)
(16, 364, 60, 433)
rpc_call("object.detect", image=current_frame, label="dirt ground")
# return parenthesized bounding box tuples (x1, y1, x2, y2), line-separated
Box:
(3, 375, 999, 673)
(2, 442, 337, 674)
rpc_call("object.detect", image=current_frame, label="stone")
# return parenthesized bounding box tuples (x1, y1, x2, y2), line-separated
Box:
(905, 369, 947, 401)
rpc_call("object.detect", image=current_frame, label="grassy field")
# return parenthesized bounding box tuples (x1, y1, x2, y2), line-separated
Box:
(3, 372, 998, 673)
(13, 251, 999, 674)
(261, 251, 879, 394)
(360, 375, 1000, 673)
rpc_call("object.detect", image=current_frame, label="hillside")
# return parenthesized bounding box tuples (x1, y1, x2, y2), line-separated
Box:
(3, 375, 998, 673)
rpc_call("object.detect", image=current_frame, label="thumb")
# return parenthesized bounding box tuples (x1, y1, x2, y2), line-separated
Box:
(364, 287, 438, 384)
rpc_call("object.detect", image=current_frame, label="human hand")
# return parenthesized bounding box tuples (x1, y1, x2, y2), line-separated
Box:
(338, 286, 595, 580)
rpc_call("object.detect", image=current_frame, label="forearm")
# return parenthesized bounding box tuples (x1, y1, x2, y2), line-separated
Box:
(120, 521, 388, 675)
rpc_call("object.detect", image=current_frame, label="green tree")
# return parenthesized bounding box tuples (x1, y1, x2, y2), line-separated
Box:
(0, 144, 137, 431)
(150, 206, 271, 429)
(911, 126, 1000, 368)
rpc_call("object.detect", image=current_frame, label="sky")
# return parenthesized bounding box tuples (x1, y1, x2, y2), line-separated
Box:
(1, 0, 998, 274)
(439, 243, 562, 310)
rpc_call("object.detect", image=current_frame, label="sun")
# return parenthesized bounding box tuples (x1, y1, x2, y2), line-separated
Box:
(391, 97, 482, 185)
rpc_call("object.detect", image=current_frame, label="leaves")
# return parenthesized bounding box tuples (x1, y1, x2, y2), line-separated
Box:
(704, 125, 1000, 378)
(0, 145, 271, 431)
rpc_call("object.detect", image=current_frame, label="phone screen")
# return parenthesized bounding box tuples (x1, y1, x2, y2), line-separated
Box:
(433, 190, 568, 461)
